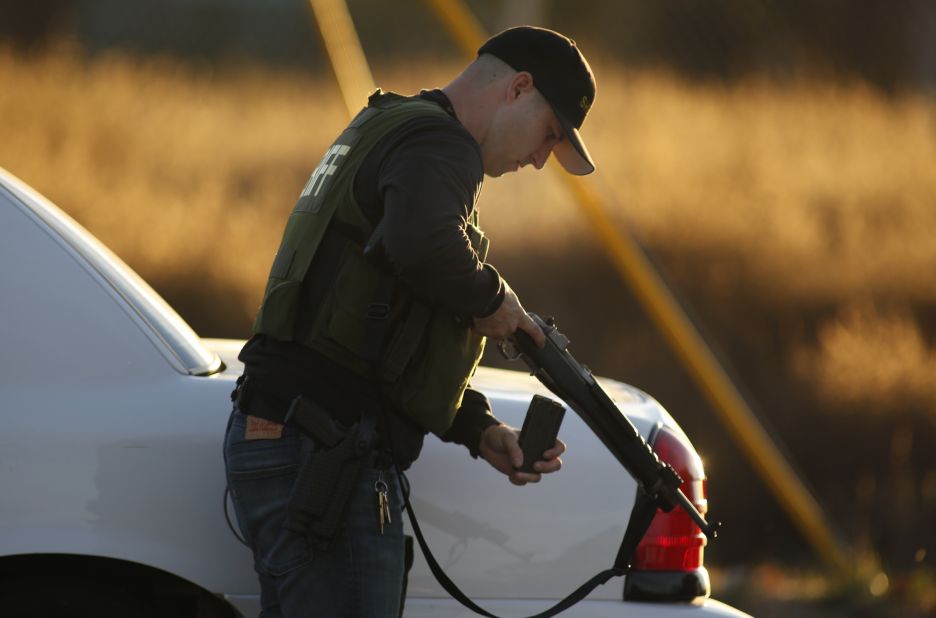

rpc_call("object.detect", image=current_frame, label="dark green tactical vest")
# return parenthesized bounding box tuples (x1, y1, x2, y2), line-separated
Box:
(253, 91, 488, 436)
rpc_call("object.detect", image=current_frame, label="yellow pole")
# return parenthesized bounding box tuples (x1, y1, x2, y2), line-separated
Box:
(307, 0, 376, 116)
(423, 0, 489, 54)
(423, 0, 852, 574)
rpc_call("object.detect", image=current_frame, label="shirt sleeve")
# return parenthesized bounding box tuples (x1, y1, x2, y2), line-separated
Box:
(440, 387, 502, 458)
(361, 117, 503, 317)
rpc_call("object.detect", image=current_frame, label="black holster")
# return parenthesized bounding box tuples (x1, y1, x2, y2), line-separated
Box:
(284, 396, 377, 551)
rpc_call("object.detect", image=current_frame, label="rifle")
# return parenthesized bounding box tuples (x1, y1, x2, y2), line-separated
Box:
(500, 314, 720, 540)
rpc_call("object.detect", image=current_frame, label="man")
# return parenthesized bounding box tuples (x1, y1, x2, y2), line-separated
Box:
(224, 25, 596, 617)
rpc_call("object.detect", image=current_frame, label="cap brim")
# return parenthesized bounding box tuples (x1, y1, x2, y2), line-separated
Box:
(553, 111, 595, 175)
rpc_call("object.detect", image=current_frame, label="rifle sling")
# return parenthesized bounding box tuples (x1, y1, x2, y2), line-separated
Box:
(400, 472, 658, 618)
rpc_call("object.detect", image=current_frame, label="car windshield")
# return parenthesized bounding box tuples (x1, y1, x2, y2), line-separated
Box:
(1, 170, 221, 376)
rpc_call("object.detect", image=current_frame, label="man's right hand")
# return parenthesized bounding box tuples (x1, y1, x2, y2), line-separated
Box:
(472, 284, 546, 347)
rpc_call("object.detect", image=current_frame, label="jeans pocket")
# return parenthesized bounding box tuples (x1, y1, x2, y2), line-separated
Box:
(225, 416, 313, 576)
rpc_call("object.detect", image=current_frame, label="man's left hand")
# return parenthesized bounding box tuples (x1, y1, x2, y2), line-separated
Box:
(479, 424, 566, 486)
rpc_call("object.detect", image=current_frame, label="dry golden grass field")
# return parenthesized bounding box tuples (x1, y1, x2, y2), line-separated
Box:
(2, 42, 936, 613)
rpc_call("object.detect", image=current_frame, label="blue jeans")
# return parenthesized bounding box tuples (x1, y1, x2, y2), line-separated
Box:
(224, 406, 406, 618)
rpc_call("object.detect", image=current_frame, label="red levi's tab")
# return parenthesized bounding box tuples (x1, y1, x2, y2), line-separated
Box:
(245, 415, 284, 440)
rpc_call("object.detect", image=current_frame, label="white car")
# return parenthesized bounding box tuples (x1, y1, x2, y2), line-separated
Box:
(0, 167, 750, 617)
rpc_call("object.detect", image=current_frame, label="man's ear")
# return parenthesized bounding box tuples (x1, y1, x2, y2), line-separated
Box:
(506, 71, 535, 102)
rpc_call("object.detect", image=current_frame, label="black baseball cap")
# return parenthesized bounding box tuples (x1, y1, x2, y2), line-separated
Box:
(478, 26, 597, 175)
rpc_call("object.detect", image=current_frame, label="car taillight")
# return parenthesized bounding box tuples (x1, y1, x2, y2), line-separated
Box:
(624, 424, 711, 601)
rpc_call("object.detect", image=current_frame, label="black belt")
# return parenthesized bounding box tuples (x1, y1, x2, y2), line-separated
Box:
(231, 374, 394, 469)
(231, 374, 293, 423)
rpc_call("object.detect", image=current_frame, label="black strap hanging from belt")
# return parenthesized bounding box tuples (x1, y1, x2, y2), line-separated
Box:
(399, 470, 660, 618)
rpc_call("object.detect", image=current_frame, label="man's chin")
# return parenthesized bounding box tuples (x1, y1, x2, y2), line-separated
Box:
(484, 163, 520, 178)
